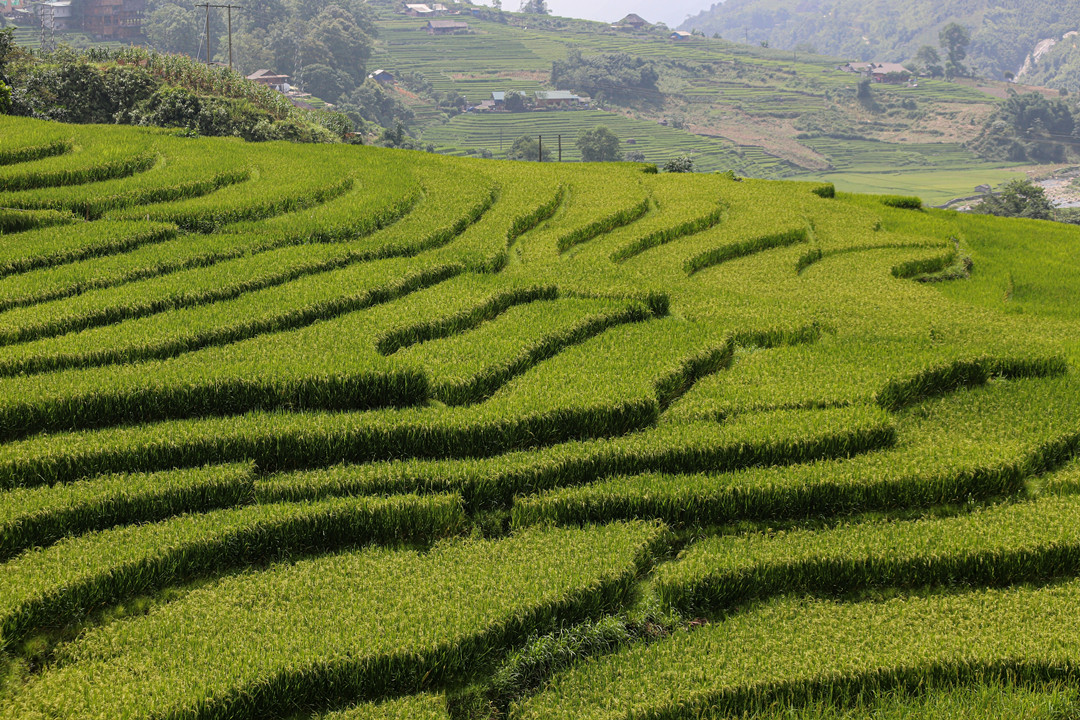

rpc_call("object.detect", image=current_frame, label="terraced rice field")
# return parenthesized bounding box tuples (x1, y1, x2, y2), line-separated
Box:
(421, 109, 789, 176)
(0, 114, 1079, 719)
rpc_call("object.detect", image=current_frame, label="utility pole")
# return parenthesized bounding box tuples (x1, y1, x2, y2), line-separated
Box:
(196, 3, 242, 68)
(227, 4, 233, 70)
(538, 135, 542, 162)
(558, 134, 561, 162)
(201, 3, 209, 65)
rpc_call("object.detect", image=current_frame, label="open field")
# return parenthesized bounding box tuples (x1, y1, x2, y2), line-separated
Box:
(808, 167, 1029, 206)
(0, 115, 1078, 719)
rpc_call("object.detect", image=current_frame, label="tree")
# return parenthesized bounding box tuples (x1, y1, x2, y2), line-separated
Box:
(856, 78, 873, 103)
(576, 126, 622, 162)
(300, 63, 354, 103)
(971, 92, 1076, 163)
(507, 135, 551, 161)
(143, 3, 203, 56)
(973, 179, 1053, 220)
(519, 0, 548, 13)
(939, 23, 970, 80)
(550, 49, 659, 106)
(914, 45, 943, 77)
(663, 154, 694, 172)
(339, 78, 414, 129)
(503, 89, 526, 112)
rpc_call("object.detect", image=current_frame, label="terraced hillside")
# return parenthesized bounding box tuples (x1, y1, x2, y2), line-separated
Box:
(368, 10, 1031, 199)
(1, 115, 1079, 719)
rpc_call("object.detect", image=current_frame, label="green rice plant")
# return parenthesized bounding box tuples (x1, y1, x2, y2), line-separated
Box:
(0, 163, 495, 347)
(874, 356, 1068, 412)
(0, 260, 461, 377)
(1, 522, 662, 718)
(376, 283, 559, 355)
(0, 463, 254, 557)
(879, 195, 923, 210)
(264, 405, 893, 511)
(510, 579, 1080, 720)
(512, 165, 650, 266)
(104, 141, 378, 232)
(656, 493, 1080, 615)
(889, 248, 958, 279)
(395, 297, 652, 405)
(513, 376, 1080, 527)
(0, 230, 309, 313)
(729, 681, 1080, 720)
(511, 405, 897, 527)
(0, 208, 75, 234)
(1038, 457, 1080, 496)
(0, 319, 738, 487)
(0, 138, 71, 167)
(610, 205, 725, 263)
(317, 694, 450, 720)
(0, 348, 430, 442)
(0, 146, 155, 192)
(683, 227, 808, 276)
(0, 221, 177, 278)
(556, 196, 650, 253)
(427, 163, 565, 273)
(664, 330, 1064, 423)
(496, 185, 566, 268)
(490, 616, 632, 705)
(3, 162, 251, 219)
(220, 155, 422, 244)
(0, 493, 466, 651)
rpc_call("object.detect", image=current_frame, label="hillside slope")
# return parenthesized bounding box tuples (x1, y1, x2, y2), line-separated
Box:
(367, 6, 1038, 202)
(681, 0, 1080, 84)
(0, 115, 1079, 719)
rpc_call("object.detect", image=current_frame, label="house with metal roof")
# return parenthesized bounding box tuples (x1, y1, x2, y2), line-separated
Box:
(426, 19, 469, 34)
(533, 90, 589, 109)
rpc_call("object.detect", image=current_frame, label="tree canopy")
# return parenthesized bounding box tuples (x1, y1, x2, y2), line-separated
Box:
(576, 126, 623, 162)
(973, 179, 1054, 220)
(939, 22, 971, 79)
(550, 49, 659, 105)
(508, 135, 551, 162)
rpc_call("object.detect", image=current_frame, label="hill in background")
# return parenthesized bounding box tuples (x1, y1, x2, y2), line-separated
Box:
(680, 0, 1080, 88)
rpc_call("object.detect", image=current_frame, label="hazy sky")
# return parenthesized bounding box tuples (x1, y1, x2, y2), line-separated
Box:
(485, 0, 713, 29)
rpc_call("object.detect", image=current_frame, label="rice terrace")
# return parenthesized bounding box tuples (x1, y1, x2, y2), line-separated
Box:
(1, 112, 1080, 719)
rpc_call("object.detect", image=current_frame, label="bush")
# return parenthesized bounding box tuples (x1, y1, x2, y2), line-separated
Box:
(663, 155, 694, 173)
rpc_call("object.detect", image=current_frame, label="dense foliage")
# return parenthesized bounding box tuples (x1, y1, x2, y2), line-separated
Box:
(0, 39, 348, 142)
(972, 179, 1055, 220)
(576, 127, 623, 162)
(550, 49, 660, 105)
(969, 91, 1077, 163)
(142, 0, 375, 103)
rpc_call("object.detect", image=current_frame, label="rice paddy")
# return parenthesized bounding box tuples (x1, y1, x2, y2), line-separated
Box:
(0, 115, 1077, 719)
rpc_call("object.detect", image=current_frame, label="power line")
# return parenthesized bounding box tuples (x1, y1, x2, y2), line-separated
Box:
(196, 3, 242, 69)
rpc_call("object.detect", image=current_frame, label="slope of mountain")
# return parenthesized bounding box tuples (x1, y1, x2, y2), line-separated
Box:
(680, 0, 1080, 84)
(367, 3, 1043, 202)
